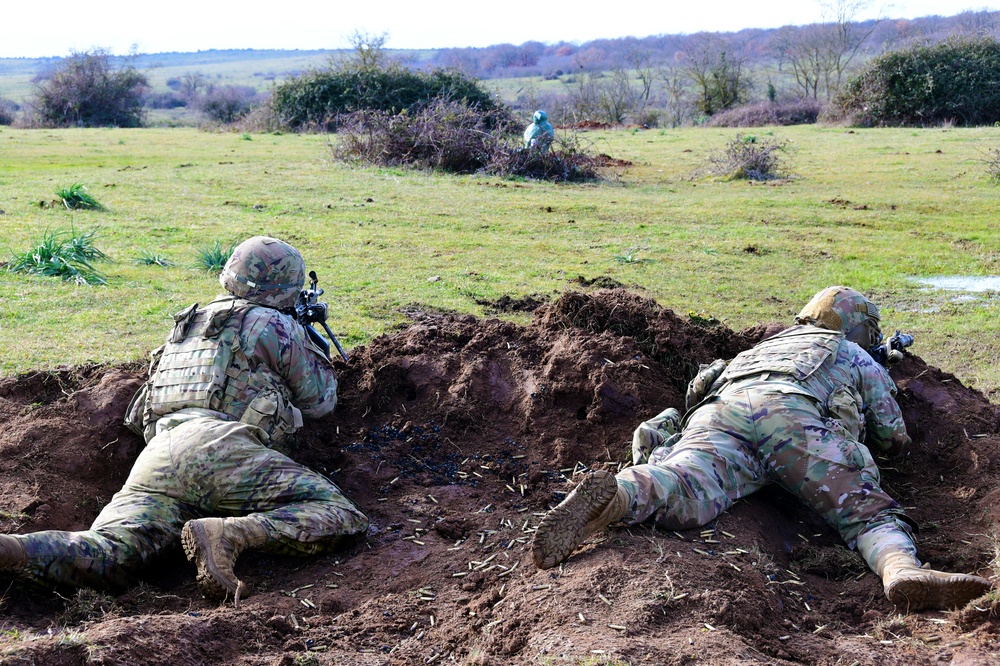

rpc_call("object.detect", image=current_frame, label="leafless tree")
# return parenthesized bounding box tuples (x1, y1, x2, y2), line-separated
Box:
(678, 34, 751, 115)
(953, 10, 1000, 38)
(347, 29, 389, 69)
(819, 0, 881, 97)
(563, 66, 637, 125)
(180, 72, 207, 101)
(776, 24, 828, 99)
(658, 61, 691, 127)
(625, 47, 657, 107)
(776, 0, 880, 100)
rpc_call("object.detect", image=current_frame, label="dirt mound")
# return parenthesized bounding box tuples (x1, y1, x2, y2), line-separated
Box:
(0, 289, 997, 665)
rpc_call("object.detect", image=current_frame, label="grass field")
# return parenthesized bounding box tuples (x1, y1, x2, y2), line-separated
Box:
(1, 124, 998, 397)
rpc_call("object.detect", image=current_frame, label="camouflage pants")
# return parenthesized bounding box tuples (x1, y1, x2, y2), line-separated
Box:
(617, 388, 913, 555)
(14, 417, 368, 591)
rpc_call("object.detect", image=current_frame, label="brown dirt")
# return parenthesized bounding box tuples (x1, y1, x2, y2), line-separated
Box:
(0, 288, 998, 666)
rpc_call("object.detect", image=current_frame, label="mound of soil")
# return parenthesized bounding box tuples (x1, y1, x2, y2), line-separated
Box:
(0, 289, 997, 665)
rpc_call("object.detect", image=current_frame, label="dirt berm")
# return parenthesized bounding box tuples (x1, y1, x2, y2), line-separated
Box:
(0, 289, 997, 665)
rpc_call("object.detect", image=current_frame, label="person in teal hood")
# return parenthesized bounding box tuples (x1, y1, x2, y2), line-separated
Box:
(524, 110, 555, 151)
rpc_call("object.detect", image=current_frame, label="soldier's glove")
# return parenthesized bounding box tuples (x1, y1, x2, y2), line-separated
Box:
(686, 359, 727, 411)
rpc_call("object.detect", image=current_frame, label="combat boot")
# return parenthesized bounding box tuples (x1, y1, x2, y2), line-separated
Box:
(0, 535, 26, 573)
(876, 549, 991, 611)
(181, 516, 270, 605)
(531, 470, 629, 570)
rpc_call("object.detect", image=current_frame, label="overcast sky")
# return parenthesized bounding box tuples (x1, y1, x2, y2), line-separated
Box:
(2, 1, 998, 58)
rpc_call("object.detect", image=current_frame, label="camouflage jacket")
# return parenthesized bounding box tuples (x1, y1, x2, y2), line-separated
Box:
(126, 295, 337, 445)
(714, 325, 908, 452)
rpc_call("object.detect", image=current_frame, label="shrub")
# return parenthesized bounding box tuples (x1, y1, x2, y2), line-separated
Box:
(270, 62, 508, 131)
(7, 228, 109, 285)
(55, 183, 103, 210)
(333, 99, 512, 173)
(196, 85, 262, 123)
(980, 146, 1000, 184)
(27, 49, 148, 128)
(706, 99, 822, 127)
(487, 135, 602, 182)
(145, 91, 187, 110)
(706, 134, 789, 181)
(0, 97, 18, 125)
(831, 37, 1000, 127)
(334, 99, 601, 182)
(234, 102, 283, 133)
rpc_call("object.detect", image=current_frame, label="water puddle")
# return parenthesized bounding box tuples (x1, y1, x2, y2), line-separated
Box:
(899, 276, 1000, 313)
(911, 276, 1000, 292)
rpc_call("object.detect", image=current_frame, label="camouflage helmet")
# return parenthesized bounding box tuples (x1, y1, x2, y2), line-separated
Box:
(795, 286, 882, 348)
(219, 236, 305, 309)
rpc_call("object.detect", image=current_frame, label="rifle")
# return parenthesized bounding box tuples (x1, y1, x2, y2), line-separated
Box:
(292, 270, 350, 363)
(868, 330, 914, 367)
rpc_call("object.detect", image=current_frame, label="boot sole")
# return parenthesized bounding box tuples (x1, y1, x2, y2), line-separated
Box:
(886, 574, 990, 611)
(181, 521, 243, 602)
(531, 470, 618, 570)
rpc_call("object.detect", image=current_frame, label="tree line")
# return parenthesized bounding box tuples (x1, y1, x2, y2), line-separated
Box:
(2, 6, 999, 129)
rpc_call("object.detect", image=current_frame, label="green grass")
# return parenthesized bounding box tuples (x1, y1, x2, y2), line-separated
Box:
(133, 248, 174, 267)
(55, 182, 103, 210)
(194, 240, 235, 273)
(0, 125, 999, 400)
(7, 228, 109, 285)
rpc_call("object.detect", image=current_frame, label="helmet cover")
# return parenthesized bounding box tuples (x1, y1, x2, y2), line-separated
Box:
(795, 286, 881, 348)
(219, 236, 305, 309)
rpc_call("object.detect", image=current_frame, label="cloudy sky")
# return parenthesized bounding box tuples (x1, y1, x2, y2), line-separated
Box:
(2, 1, 997, 58)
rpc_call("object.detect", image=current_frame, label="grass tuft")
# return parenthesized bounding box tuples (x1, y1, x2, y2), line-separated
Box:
(133, 249, 174, 267)
(614, 247, 649, 264)
(7, 228, 109, 285)
(55, 183, 103, 210)
(195, 241, 236, 274)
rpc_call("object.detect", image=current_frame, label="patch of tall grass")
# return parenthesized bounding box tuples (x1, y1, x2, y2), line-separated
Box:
(195, 241, 235, 273)
(55, 183, 103, 210)
(7, 228, 109, 285)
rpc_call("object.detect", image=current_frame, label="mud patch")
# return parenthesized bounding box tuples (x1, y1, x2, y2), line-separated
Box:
(0, 288, 997, 665)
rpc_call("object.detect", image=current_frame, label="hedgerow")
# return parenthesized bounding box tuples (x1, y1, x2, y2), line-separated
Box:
(705, 99, 822, 127)
(831, 37, 1000, 127)
(271, 63, 507, 131)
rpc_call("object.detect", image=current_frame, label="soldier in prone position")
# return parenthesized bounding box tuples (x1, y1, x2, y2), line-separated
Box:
(0, 236, 368, 604)
(531, 286, 992, 612)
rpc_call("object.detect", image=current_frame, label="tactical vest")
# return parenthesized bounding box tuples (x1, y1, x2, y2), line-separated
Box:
(126, 297, 299, 445)
(719, 325, 842, 384)
(715, 325, 866, 441)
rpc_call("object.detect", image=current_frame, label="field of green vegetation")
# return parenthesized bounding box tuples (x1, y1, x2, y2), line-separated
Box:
(1, 125, 998, 398)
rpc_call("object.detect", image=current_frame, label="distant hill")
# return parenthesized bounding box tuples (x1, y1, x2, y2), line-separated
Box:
(1, 9, 996, 126)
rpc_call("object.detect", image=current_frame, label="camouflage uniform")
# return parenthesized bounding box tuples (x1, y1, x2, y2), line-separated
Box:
(9, 237, 367, 591)
(532, 287, 991, 609)
(617, 325, 916, 572)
